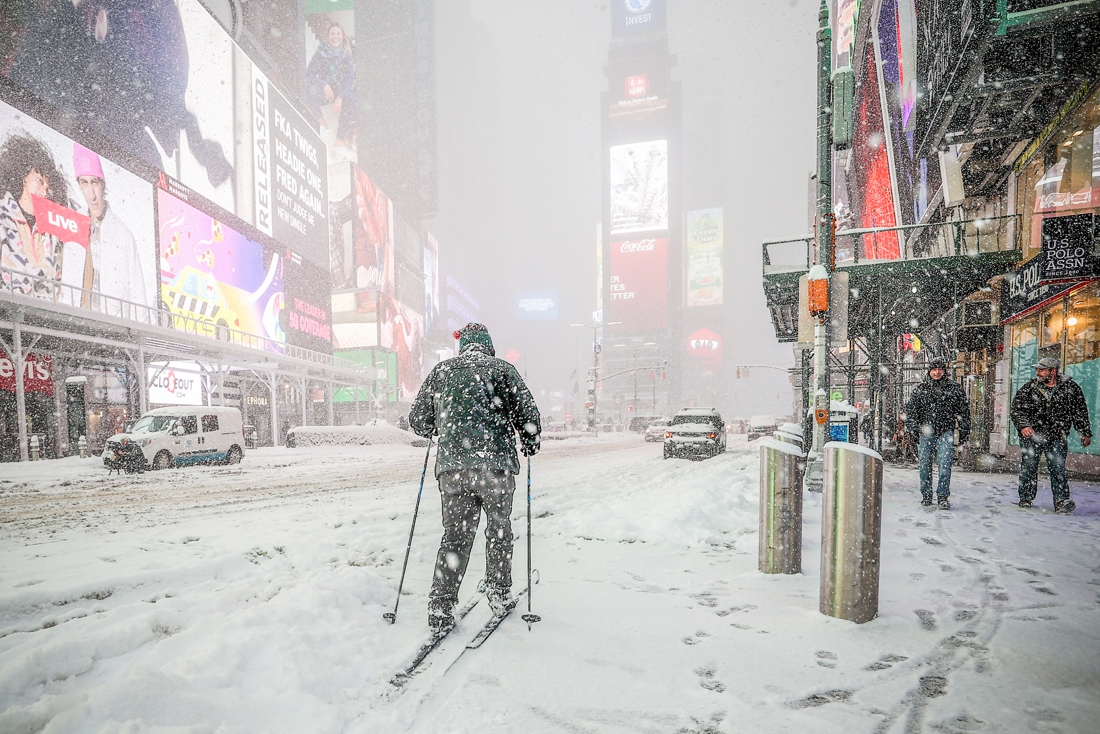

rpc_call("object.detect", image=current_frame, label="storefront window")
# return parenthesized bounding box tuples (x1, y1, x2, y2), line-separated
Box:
(1066, 285, 1100, 366)
(1040, 302, 1064, 354)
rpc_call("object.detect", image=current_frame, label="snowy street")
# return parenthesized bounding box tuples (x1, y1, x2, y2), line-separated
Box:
(2, 436, 1099, 733)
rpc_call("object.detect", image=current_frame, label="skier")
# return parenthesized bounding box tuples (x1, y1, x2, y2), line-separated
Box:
(1010, 356, 1092, 514)
(409, 323, 541, 633)
(904, 356, 970, 509)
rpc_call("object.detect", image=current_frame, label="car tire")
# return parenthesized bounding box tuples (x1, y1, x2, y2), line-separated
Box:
(663, 447, 670, 460)
(226, 446, 243, 465)
(153, 450, 174, 471)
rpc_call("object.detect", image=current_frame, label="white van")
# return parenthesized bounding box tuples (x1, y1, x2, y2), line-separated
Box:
(102, 406, 246, 470)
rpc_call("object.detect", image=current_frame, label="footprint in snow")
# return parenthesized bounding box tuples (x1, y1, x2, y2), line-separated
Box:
(953, 609, 977, 622)
(695, 666, 726, 693)
(865, 654, 908, 671)
(922, 537, 946, 546)
(815, 650, 837, 668)
(915, 609, 937, 630)
(790, 690, 853, 709)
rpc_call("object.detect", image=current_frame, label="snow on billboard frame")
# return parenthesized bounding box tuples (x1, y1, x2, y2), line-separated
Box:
(0, 99, 157, 321)
(2, 0, 328, 269)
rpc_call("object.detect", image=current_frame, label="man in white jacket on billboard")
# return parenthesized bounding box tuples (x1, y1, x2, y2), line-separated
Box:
(72, 143, 149, 319)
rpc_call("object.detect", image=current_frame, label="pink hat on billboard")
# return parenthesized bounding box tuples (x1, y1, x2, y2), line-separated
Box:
(73, 142, 104, 180)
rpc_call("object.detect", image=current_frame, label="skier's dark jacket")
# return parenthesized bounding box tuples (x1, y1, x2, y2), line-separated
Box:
(410, 342, 541, 478)
(1010, 374, 1092, 442)
(904, 375, 971, 441)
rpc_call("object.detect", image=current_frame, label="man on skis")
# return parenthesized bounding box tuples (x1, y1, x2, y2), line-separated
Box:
(410, 323, 541, 633)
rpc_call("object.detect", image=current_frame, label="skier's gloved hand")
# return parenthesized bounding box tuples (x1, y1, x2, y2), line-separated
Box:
(521, 435, 540, 457)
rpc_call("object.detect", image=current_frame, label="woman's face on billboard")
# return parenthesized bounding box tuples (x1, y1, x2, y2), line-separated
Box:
(20, 168, 49, 213)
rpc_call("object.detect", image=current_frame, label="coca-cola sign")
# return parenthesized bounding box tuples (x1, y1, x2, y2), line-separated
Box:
(619, 239, 657, 253)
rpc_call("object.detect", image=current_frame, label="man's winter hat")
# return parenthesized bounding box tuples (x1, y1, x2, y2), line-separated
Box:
(929, 356, 948, 371)
(453, 323, 495, 355)
(1034, 356, 1060, 370)
(73, 143, 104, 180)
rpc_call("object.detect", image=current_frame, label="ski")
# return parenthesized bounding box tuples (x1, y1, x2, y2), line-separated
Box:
(466, 587, 528, 650)
(390, 593, 482, 687)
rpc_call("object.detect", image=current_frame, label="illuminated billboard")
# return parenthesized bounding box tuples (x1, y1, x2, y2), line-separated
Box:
(0, 101, 156, 320)
(610, 140, 668, 234)
(612, 0, 667, 37)
(424, 233, 439, 330)
(685, 208, 723, 307)
(284, 252, 333, 354)
(4, 0, 328, 266)
(157, 188, 286, 354)
(331, 289, 378, 349)
(379, 295, 424, 402)
(608, 237, 667, 330)
(515, 290, 559, 320)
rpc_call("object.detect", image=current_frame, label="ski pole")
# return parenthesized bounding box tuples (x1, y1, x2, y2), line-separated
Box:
(521, 455, 541, 630)
(384, 437, 433, 624)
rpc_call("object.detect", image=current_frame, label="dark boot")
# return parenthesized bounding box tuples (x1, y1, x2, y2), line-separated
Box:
(1054, 499, 1076, 515)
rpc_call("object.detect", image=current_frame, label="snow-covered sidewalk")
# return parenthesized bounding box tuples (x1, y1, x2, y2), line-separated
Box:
(1, 436, 1098, 733)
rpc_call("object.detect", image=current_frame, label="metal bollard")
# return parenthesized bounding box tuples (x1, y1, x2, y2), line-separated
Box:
(29, 434, 40, 460)
(820, 441, 883, 623)
(759, 438, 805, 575)
(78, 435, 88, 459)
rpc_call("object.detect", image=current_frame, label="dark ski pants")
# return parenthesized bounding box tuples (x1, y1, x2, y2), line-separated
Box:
(429, 468, 515, 614)
(918, 430, 955, 499)
(1018, 436, 1070, 505)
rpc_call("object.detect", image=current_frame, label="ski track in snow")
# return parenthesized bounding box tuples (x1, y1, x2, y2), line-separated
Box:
(1, 436, 1098, 733)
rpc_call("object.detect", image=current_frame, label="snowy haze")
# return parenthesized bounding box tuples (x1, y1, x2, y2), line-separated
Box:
(431, 0, 817, 417)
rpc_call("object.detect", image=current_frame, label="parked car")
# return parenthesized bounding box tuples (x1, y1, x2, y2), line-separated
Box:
(629, 415, 665, 433)
(747, 414, 778, 441)
(664, 408, 727, 459)
(102, 406, 245, 471)
(644, 419, 670, 442)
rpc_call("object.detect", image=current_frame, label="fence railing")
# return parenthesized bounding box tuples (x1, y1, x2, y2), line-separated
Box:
(0, 265, 372, 380)
(763, 214, 1020, 275)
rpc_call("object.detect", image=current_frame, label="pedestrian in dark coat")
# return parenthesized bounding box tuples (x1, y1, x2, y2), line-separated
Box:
(1010, 356, 1092, 514)
(410, 323, 541, 632)
(905, 356, 970, 508)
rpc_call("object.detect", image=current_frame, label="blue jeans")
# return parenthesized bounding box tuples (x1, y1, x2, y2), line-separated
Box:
(1018, 436, 1069, 505)
(918, 431, 955, 499)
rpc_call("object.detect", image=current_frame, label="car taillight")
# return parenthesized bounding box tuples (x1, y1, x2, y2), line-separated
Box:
(665, 432, 672, 439)
(707, 432, 717, 439)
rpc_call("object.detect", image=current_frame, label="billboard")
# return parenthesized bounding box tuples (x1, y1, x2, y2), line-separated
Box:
(608, 56, 670, 120)
(610, 140, 668, 234)
(611, 0, 667, 37)
(147, 362, 203, 406)
(424, 233, 439, 330)
(379, 295, 424, 402)
(331, 289, 378, 349)
(157, 188, 286, 354)
(284, 252, 333, 353)
(0, 353, 53, 396)
(4, 0, 328, 265)
(685, 208, 723, 307)
(515, 290, 559, 320)
(0, 101, 156, 319)
(608, 237, 668, 330)
(345, 166, 393, 293)
(686, 328, 722, 368)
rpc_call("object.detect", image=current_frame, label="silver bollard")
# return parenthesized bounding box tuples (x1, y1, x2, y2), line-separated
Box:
(759, 438, 805, 575)
(29, 434, 40, 461)
(820, 441, 883, 623)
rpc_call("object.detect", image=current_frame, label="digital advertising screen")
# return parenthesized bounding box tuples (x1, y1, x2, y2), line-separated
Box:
(611, 0, 667, 38)
(331, 166, 394, 294)
(515, 290, 559, 320)
(157, 188, 286, 354)
(3, 0, 328, 260)
(284, 252, 333, 354)
(686, 208, 724, 307)
(610, 140, 668, 234)
(0, 101, 156, 319)
(331, 289, 379, 350)
(424, 233, 439, 330)
(379, 295, 424, 402)
(608, 57, 669, 120)
(608, 237, 668, 330)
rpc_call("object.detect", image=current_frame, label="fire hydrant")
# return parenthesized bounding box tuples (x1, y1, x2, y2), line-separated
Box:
(29, 434, 40, 460)
(78, 435, 88, 459)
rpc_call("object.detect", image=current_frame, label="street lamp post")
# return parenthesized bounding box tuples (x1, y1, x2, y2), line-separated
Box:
(569, 321, 621, 434)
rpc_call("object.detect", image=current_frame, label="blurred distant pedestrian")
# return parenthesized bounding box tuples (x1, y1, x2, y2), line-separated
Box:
(905, 357, 970, 509)
(1010, 357, 1092, 514)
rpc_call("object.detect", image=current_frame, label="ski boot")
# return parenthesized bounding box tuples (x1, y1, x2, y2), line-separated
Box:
(1054, 499, 1076, 515)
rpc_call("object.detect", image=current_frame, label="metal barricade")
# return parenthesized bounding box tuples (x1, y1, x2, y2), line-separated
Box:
(819, 441, 883, 623)
(759, 438, 805, 575)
